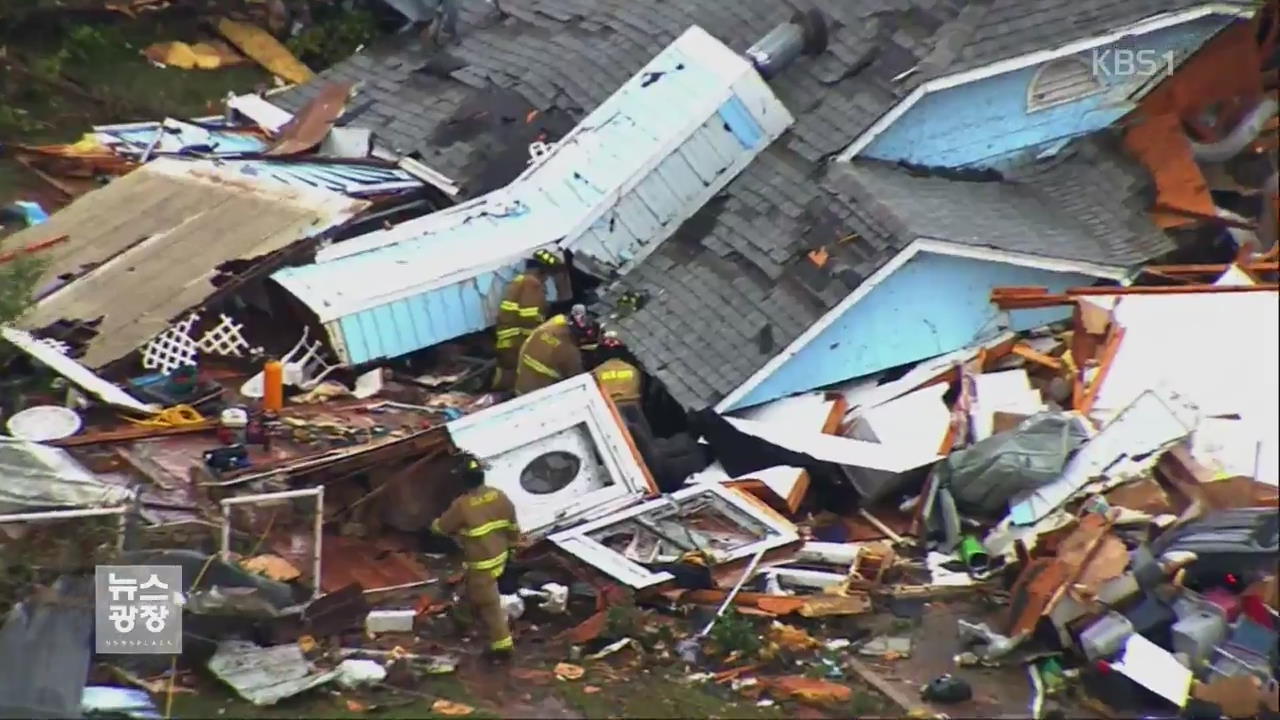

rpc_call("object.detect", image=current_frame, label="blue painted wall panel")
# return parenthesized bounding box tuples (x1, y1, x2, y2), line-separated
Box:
(718, 96, 765, 149)
(728, 252, 1103, 410)
(862, 16, 1236, 170)
(335, 262, 553, 364)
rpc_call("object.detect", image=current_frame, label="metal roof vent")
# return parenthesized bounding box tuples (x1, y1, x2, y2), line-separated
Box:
(744, 10, 829, 79)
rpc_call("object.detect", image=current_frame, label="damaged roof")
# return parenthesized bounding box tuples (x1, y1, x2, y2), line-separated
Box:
(274, 1, 1242, 187)
(829, 136, 1175, 268)
(271, 0, 1211, 409)
(929, 0, 1251, 78)
(6, 158, 367, 369)
(270, 24, 793, 365)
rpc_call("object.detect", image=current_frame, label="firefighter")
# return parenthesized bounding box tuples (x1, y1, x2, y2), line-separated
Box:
(492, 250, 561, 392)
(513, 312, 598, 396)
(591, 331, 642, 407)
(430, 453, 521, 661)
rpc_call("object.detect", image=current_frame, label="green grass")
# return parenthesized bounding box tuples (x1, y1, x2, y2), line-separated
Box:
(556, 667, 784, 720)
(55, 20, 269, 126)
(169, 673, 499, 720)
(0, 15, 268, 214)
(164, 662, 803, 720)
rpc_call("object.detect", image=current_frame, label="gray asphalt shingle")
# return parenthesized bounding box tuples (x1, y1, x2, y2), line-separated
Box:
(271, 0, 1215, 409)
(828, 133, 1173, 267)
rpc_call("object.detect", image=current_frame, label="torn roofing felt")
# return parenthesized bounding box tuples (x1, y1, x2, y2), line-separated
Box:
(271, 0, 1219, 409)
(3, 157, 367, 369)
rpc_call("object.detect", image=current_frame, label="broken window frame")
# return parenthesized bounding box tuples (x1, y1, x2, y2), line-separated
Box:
(447, 374, 656, 536)
(548, 482, 800, 589)
(220, 487, 324, 599)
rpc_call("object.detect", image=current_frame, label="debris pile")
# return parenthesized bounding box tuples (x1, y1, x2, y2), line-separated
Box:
(1, 1, 1277, 718)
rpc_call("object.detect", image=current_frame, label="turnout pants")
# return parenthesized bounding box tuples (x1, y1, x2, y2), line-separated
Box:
(465, 567, 513, 652)
(492, 346, 520, 392)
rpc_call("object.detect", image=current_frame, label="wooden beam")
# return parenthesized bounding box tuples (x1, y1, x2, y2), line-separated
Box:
(1136, 269, 1197, 285)
(1065, 283, 1278, 295)
(1011, 342, 1065, 371)
(1079, 326, 1126, 415)
(1143, 261, 1279, 275)
(49, 421, 217, 446)
(0, 235, 70, 265)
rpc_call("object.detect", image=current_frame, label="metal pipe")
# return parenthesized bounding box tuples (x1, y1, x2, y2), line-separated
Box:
(745, 23, 807, 79)
(0, 505, 129, 523)
(220, 487, 323, 506)
(1191, 98, 1279, 163)
(697, 547, 768, 638)
(744, 11, 829, 79)
(313, 486, 324, 599)
(362, 579, 436, 594)
(1259, 172, 1279, 254)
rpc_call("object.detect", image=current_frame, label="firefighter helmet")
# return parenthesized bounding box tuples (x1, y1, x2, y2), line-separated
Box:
(531, 249, 561, 269)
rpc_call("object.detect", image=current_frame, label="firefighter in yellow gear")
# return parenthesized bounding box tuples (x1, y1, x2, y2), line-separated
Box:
(591, 331, 642, 406)
(492, 250, 561, 392)
(431, 453, 521, 660)
(513, 312, 596, 396)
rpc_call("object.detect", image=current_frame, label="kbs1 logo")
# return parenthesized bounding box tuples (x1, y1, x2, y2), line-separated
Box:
(1091, 49, 1177, 79)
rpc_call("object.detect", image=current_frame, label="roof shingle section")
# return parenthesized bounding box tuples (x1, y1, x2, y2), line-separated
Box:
(271, 0, 1203, 409)
(274, 0, 967, 196)
(828, 134, 1174, 268)
(944, 0, 1252, 77)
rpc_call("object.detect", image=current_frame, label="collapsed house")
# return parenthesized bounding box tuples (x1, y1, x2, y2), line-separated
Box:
(257, 0, 1274, 418)
(0, 1, 1277, 717)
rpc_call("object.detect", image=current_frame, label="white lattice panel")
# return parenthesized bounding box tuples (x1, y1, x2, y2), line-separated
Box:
(197, 314, 251, 357)
(142, 314, 200, 373)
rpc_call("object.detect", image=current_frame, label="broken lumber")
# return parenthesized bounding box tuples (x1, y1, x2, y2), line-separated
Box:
(48, 421, 217, 446)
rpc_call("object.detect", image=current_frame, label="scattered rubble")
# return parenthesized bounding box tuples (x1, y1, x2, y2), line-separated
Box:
(1, 2, 1277, 718)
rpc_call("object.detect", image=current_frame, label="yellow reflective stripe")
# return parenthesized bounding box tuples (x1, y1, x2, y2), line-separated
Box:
(598, 370, 635, 381)
(499, 300, 520, 311)
(496, 327, 522, 339)
(516, 307, 542, 318)
(551, 315, 567, 326)
(463, 519, 513, 538)
(467, 550, 509, 572)
(491, 636, 514, 650)
(521, 355, 561, 379)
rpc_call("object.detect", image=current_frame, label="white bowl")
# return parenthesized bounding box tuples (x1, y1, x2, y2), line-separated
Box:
(6, 405, 84, 442)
